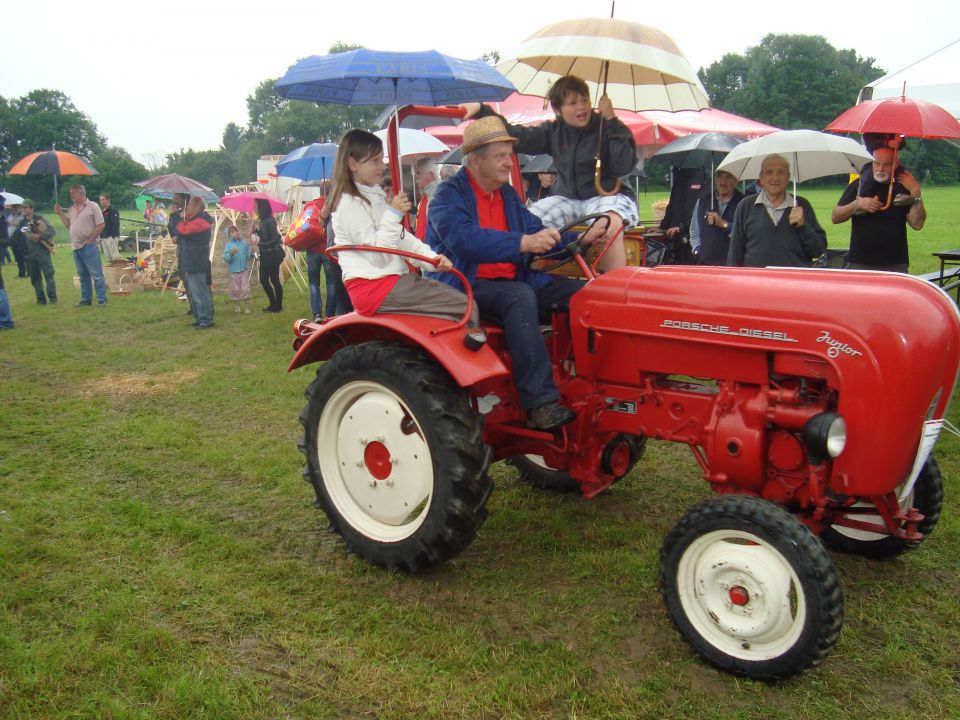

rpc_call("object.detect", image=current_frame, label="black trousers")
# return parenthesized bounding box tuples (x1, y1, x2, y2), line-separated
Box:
(259, 262, 283, 309)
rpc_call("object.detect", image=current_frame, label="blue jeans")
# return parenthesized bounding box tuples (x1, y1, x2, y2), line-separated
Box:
(0, 287, 13, 328)
(472, 275, 583, 409)
(306, 250, 324, 319)
(185, 272, 214, 327)
(72, 243, 107, 304)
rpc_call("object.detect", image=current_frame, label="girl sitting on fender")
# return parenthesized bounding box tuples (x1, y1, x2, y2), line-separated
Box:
(329, 129, 476, 324)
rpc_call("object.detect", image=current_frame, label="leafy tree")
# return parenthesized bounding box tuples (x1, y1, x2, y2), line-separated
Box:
(85, 146, 149, 207)
(699, 34, 885, 130)
(222, 123, 245, 155)
(0, 89, 107, 206)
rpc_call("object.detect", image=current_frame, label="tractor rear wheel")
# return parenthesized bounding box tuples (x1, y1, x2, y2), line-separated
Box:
(299, 342, 493, 572)
(821, 456, 943, 558)
(660, 494, 843, 680)
(509, 435, 645, 493)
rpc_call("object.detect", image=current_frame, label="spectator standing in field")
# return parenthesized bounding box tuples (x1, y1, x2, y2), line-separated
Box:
(143, 199, 153, 222)
(223, 225, 252, 314)
(176, 196, 215, 329)
(6, 202, 29, 278)
(99, 192, 121, 260)
(254, 198, 285, 312)
(727, 155, 827, 268)
(831, 139, 925, 273)
(688, 169, 745, 265)
(0, 196, 14, 328)
(55, 184, 107, 306)
(14, 199, 57, 304)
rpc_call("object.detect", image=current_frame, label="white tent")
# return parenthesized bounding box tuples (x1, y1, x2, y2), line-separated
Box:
(859, 39, 960, 148)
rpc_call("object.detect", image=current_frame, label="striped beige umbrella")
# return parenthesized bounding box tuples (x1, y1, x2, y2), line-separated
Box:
(495, 18, 709, 112)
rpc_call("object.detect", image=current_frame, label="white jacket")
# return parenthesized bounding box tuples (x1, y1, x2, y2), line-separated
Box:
(332, 183, 438, 281)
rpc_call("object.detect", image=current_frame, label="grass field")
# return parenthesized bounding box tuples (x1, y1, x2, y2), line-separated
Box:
(2, 189, 960, 719)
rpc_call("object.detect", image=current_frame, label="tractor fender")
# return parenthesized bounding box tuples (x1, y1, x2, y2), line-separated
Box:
(288, 313, 510, 391)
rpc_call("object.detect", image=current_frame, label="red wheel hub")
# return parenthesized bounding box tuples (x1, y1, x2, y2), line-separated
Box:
(364, 441, 393, 481)
(729, 585, 750, 606)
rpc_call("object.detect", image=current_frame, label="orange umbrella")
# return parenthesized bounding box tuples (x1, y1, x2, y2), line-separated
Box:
(9, 149, 98, 200)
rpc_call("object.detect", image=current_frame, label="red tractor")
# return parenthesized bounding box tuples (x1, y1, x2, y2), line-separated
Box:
(289, 239, 959, 680)
(288, 109, 960, 680)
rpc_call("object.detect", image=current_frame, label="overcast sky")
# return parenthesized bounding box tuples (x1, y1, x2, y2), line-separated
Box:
(2, 0, 957, 167)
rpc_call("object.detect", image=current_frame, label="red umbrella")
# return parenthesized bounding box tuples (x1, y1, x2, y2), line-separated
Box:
(8, 149, 98, 199)
(824, 95, 960, 139)
(825, 94, 960, 209)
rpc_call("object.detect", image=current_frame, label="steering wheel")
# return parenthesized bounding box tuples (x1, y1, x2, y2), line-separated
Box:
(529, 213, 611, 274)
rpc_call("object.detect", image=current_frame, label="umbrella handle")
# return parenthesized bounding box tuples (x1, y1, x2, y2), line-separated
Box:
(594, 158, 621, 196)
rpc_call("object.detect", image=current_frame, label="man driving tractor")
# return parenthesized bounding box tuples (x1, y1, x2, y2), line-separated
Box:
(424, 116, 584, 431)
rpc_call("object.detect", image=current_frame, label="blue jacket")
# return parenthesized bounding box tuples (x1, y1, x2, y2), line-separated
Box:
(223, 238, 250, 273)
(424, 168, 574, 292)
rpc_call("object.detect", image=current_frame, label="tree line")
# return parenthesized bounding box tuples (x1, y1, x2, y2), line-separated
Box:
(2, 35, 957, 209)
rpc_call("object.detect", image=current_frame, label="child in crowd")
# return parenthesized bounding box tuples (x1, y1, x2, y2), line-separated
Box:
(461, 75, 639, 270)
(329, 129, 477, 324)
(223, 225, 252, 313)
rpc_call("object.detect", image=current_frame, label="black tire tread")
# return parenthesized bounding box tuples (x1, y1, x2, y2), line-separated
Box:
(821, 456, 944, 558)
(660, 494, 844, 680)
(299, 341, 492, 572)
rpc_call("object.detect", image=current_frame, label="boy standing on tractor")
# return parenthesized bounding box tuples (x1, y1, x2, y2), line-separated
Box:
(460, 75, 638, 270)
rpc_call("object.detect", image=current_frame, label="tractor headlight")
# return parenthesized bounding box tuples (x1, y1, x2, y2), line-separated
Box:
(802, 412, 847, 463)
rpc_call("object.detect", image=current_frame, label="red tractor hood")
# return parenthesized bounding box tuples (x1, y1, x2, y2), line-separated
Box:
(571, 266, 960, 496)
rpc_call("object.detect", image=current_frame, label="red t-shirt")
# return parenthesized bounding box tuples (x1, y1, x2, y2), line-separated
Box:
(344, 276, 400, 315)
(467, 170, 517, 280)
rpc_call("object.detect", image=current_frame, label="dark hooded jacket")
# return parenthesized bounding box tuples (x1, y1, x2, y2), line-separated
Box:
(476, 104, 636, 200)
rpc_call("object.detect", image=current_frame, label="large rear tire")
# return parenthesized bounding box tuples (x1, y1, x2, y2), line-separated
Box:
(821, 457, 943, 558)
(299, 342, 493, 572)
(660, 495, 843, 680)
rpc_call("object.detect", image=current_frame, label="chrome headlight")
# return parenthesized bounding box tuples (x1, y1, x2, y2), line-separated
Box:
(802, 412, 847, 463)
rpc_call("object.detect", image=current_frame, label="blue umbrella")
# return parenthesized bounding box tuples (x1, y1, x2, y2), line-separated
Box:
(276, 142, 338, 182)
(274, 48, 516, 106)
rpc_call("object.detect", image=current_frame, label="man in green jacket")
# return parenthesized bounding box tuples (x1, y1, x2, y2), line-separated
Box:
(14, 199, 58, 304)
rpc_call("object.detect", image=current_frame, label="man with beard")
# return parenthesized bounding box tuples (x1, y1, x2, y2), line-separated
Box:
(831, 145, 925, 272)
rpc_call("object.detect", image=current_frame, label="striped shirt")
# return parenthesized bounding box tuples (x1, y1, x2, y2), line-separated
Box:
(68, 199, 104, 249)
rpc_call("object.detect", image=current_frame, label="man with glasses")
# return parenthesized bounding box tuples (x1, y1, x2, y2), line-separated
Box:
(831, 142, 925, 273)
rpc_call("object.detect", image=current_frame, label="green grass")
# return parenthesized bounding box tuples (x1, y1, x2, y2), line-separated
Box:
(2, 195, 960, 718)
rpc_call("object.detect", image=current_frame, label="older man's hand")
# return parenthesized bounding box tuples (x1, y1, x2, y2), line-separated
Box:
(788, 206, 805, 227)
(520, 228, 561, 254)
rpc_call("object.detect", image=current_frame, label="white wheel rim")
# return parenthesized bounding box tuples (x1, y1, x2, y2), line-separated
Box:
(676, 529, 806, 661)
(316, 380, 433, 542)
(832, 482, 913, 542)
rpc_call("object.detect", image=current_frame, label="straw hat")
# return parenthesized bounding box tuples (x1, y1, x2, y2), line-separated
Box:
(460, 116, 519, 154)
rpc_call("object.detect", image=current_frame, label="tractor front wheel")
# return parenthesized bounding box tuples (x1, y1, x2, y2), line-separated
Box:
(821, 456, 943, 558)
(300, 342, 493, 572)
(660, 495, 843, 680)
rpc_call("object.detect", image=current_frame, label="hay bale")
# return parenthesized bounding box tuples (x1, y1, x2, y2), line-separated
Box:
(652, 200, 668, 223)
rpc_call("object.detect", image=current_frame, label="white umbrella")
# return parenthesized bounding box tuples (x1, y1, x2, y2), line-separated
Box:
(1, 191, 25, 205)
(495, 18, 709, 113)
(717, 130, 873, 205)
(373, 129, 448, 163)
